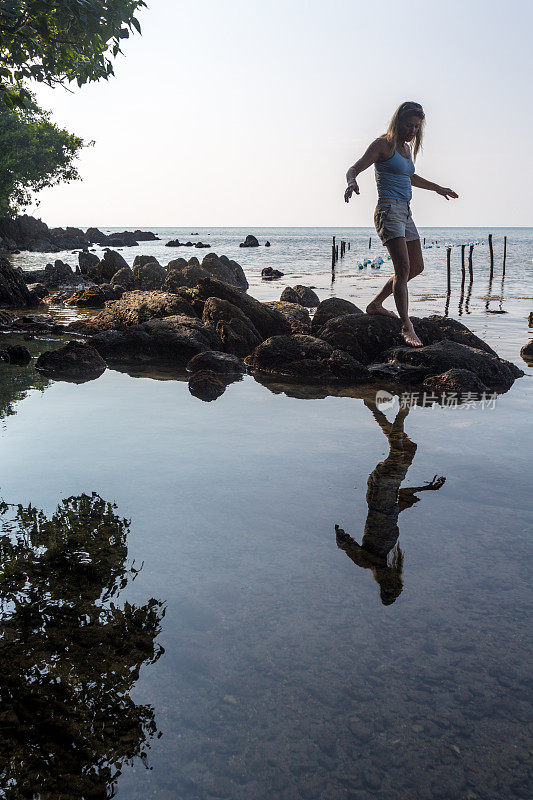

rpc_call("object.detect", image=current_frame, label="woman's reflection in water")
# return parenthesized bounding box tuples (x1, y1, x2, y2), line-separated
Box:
(335, 400, 445, 605)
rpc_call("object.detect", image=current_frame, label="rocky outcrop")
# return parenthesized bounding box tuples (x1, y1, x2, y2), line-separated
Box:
(132, 255, 161, 269)
(239, 234, 259, 248)
(422, 368, 489, 394)
(0, 256, 38, 307)
(98, 290, 197, 329)
(380, 340, 521, 391)
(187, 350, 246, 374)
(36, 341, 107, 381)
(162, 254, 248, 292)
(280, 287, 300, 304)
(201, 254, 248, 290)
(110, 266, 135, 290)
(132, 261, 166, 290)
(246, 334, 370, 384)
(99, 250, 129, 282)
(202, 297, 262, 357)
(292, 285, 320, 307)
(166, 257, 188, 272)
(78, 251, 100, 274)
(90, 315, 222, 364)
(65, 287, 106, 308)
(312, 297, 363, 332)
(196, 277, 291, 340)
(188, 370, 226, 402)
(43, 260, 78, 288)
(264, 301, 311, 333)
(262, 267, 284, 280)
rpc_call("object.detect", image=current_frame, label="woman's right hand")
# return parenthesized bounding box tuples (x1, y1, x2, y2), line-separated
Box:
(344, 181, 359, 202)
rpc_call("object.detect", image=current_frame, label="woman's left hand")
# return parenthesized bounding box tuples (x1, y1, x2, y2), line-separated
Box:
(436, 186, 459, 200)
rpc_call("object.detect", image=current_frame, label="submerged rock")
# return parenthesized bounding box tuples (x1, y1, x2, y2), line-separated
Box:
(292, 285, 320, 307)
(187, 350, 245, 374)
(239, 234, 259, 248)
(36, 341, 107, 381)
(188, 370, 226, 401)
(312, 297, 364, 332)
(262, 267, 284, 280)
(246, 334, 370, 384)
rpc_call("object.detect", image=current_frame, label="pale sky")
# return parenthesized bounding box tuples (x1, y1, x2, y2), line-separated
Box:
(33, 0, 532, 228)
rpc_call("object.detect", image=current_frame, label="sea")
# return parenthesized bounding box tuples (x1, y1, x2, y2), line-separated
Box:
(0, 227, 531, 800)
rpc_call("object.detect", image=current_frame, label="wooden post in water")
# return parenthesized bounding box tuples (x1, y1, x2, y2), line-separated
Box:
(503, 235, 507, 276)
(468, 244, 474, 280)
(348, 242, 351, 251)
(331, 244, 336, 270)
(335, 244, 339, 262)
(488, 233, 494, 278)
(446, 247, 452, 295)
(369, 237, 372, 249)
(423, 237, 426, 246)
(461, 244, 466, 276)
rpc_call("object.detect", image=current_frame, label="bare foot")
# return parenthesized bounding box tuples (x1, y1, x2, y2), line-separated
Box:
(366, 302, 398, 319)
(401, 324, 423, 347)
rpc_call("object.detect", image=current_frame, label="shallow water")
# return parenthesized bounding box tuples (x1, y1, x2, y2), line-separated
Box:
(1, 228, 532, 799)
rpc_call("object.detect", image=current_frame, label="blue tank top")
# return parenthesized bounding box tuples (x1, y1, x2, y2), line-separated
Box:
(375, 149, 415, 201)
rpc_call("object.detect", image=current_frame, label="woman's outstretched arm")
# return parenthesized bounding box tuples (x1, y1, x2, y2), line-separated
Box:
(345, 139, 385, 202)
(411, 173, 458, 200)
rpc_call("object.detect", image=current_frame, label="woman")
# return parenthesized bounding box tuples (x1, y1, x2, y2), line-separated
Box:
(344, 101, 458, 346)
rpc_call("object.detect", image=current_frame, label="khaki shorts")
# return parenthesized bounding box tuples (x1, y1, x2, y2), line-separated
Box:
(374, 199, 420, 245)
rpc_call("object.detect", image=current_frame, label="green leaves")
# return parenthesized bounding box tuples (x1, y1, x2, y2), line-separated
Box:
(0, 1, 146, 105)
(0, 90, 86, 215)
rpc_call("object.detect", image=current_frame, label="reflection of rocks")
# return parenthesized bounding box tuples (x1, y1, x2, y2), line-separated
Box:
(0, 492, 164, 798)
(36, 341, 107, 382)
(1, 344, 31, 365)
(246, 334, 370, 384)
(188, 369, 226, 401)
(187, 350, 246, 374)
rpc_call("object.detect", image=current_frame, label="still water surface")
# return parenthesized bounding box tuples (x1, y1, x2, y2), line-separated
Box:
(0, 227, 531, 799)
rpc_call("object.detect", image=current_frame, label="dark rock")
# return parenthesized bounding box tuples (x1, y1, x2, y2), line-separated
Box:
(264, 301, 311, 333)
(133, 230, 160, 241)
(165, 239, 181, 247)
(188, 370, 226, 402)
(520, 340, 533, 363)
(110, 266, 135, 290)
(383, 340, 522, 391)
(132, 255, 161, 269)
(202, 253, 248, 290)
(166, 257, 188, 272)
(196, 277, 291, 339)
(202, 297, 262, 356)
(78, 250, 100, 274)
(36, 341, 107, 381)
(239, 234, 260, 248)
(318, 313, 400, 365)
(292, 285, 320, 307)
(262, 267, 284, 280)
(4, 344, 31, 365)
(106, 231, 138, 247)
(65, 286, 106, 308)
(90, 315, 222, 364)
(99, 250, 129, 281)
(0, 256, 39, 307)
(528, 312, 533, 327)
(367, 362, 430, 383)
(423, 368, 489, 394)
(85, 227, 109, 245)
(312, 297, 364, 332)
(26, 283, 49, 300)
(43, 259, 76, 288)
(132, 261, 166, 290)
(100, 290, 197, 328)
(194, 242, 210, 248)
(265, 241, 271, 247)
(426, 315, 498, 355)
(246, 334, 370, 384)
(99, 283, 123, 301)
(48, 226, 86, 250)
(280, 286, 300, 304)
(187, 350, 245, 374)
(162, 263, 212, 291)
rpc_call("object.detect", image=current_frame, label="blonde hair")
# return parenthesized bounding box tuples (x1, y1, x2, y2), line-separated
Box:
(383, 101, 425, 161)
